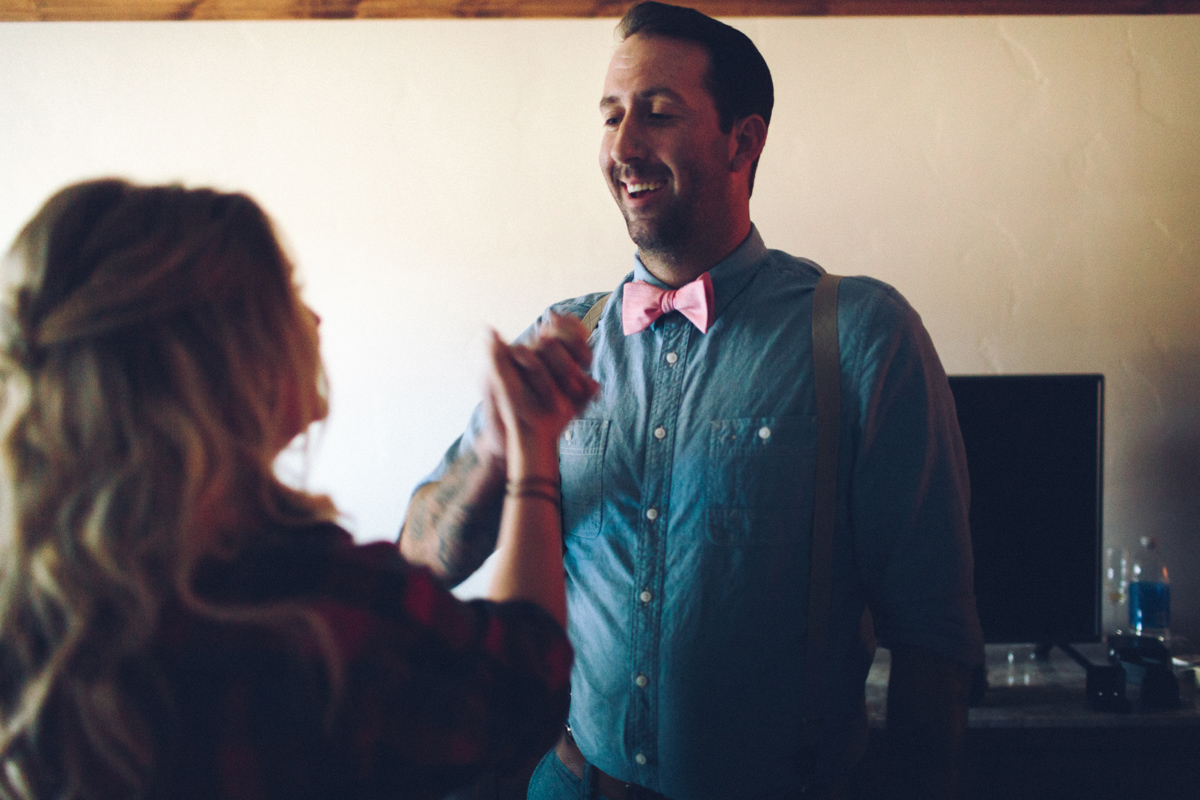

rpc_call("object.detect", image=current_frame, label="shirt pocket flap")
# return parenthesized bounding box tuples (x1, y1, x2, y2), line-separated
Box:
(706, 415, 815, 546)
(560, 419, 610, 539)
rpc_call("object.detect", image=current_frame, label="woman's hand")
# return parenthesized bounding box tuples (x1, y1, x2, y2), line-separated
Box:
(484, 313, 594, 627)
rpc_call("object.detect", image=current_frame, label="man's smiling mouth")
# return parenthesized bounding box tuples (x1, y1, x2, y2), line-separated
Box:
(623, 179, 667, 198)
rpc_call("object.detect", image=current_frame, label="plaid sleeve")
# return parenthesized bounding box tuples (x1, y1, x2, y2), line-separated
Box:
(310, 539, 572, 797)
(169, 526, 572, 800)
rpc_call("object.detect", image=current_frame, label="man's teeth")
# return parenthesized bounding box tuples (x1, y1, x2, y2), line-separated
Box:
(626, 180, 666, 194)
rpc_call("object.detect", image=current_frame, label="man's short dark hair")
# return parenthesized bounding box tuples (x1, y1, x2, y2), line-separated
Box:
(618, 2, 774, 134)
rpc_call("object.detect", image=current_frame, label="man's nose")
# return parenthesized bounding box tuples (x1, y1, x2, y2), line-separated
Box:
(608, 117, 645, 164)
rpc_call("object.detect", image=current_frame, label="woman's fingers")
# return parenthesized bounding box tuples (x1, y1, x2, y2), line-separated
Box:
(476, 378, 508, 461)
(486, 331, 524, 431)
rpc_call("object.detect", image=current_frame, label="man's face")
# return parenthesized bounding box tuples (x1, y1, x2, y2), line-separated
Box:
(599, 34, 735, 259)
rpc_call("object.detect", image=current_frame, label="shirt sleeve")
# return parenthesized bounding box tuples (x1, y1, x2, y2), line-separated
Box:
(842, 281, 985, 668)
(184, 527, 572, 800)
(311, 536, 572, 797)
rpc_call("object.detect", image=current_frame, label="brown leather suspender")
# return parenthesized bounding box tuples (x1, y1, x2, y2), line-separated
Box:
(580, 293, 611, 335)
(803, 272, 843, 749)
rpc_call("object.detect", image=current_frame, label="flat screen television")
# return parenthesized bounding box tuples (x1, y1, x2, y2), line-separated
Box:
(947, 374, 1104, 645)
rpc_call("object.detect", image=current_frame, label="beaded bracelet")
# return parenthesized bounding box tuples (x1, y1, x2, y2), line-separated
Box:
(506, 476, 561, 505)
(506, 485, 561, 506)
(506, 475, 559, 493)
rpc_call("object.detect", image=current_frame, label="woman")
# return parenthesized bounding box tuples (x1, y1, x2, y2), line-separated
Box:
(0, 179, 592, 800)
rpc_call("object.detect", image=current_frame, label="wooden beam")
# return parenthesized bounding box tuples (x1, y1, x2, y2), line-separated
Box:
(2, 0, 1198, 22)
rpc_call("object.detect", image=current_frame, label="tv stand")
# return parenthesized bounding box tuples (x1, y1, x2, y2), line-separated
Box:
(853, 644, 1200, 800)
(1032, 641, 1133, 712)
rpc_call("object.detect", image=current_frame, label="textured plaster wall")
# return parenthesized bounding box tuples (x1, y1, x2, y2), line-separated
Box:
(1, 16, 1197, 646)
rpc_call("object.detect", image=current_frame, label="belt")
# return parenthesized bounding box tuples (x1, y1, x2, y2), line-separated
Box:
(554, 729, 673, 800)
(553, 728, 845, 800)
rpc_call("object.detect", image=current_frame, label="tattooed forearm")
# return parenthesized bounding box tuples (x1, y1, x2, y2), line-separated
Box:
(399, 447, 507, 586)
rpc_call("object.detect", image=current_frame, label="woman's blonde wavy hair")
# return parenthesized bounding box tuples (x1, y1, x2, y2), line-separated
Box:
(0, 179, 339, 799)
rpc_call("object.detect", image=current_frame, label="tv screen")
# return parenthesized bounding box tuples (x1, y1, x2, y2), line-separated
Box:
(947, 374, 1104, 645)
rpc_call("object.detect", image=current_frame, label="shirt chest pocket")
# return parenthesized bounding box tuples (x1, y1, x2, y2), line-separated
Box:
(559, 419, 610, 540)
(706, 416, 815, 546)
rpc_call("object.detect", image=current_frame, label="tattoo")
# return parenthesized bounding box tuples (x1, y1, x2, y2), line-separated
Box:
(401, 447, 506, 586)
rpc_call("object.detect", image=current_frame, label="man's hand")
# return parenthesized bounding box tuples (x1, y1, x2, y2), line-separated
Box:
(487, 327, 598, 477)
(886, 643, 971, 800)
(530, 311, 596, 407)
(400, 312, 597, 584)
(476, 311, 598, 465)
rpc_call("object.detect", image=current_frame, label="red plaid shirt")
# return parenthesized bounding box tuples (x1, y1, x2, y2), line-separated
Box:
(149, 522, 572, 800)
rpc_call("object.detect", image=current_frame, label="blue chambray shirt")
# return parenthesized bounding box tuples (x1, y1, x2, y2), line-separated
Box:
(418, 228, 983, 800)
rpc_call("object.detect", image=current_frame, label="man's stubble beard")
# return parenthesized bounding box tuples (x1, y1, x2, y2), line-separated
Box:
(621, 200, 691, 264)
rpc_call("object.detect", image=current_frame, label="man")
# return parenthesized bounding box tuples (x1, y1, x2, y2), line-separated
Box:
(401, 4, 983, 799)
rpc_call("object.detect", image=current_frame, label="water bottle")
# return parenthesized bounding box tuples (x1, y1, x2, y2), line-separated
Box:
(1129, 536, 1170, 640)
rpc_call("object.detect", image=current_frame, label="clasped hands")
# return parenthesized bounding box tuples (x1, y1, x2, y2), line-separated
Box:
(481, 312, 599, 476)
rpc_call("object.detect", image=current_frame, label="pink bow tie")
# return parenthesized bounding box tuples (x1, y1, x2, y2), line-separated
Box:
(622, 272, 715, 335)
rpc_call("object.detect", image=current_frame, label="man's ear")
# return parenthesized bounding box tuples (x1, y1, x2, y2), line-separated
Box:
(729, 114, 767, 174)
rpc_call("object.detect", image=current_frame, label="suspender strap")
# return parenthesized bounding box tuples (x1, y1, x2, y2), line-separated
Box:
(581, 293, 611, 335)
(803, 273, 843, 742)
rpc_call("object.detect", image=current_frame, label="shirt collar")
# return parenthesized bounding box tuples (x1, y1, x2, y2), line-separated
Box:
(630, 225, 767, 324)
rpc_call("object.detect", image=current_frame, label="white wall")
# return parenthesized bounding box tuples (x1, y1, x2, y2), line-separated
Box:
(1, 16, 1197, 644)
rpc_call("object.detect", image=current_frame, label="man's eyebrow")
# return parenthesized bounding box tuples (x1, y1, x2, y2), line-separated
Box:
(599, 87, 687, 109)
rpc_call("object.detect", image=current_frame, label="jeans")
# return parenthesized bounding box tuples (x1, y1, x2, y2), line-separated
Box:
(526, 747, 590, 800)
(523, 747, 849, 800)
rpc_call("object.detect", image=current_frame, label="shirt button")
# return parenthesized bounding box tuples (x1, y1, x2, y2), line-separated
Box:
(758, 426, 772, 441)
(635, 753, 647, 765)
(653, 426, 666, 440)
(665, 352, 678, 365)
(639, 590, 652, 604)
(635, 674, 649, 688)
(645, 508, 659, 521)
(563, 430, 574, 442)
